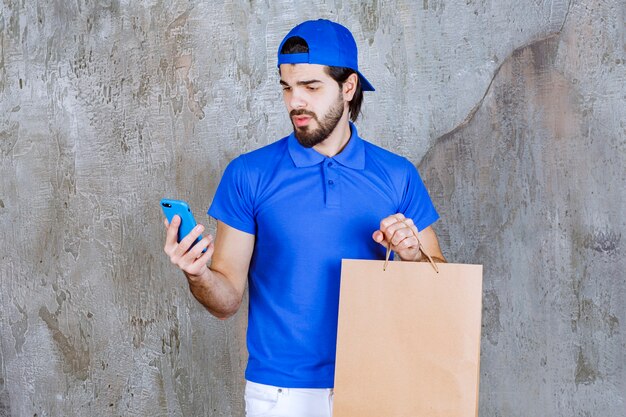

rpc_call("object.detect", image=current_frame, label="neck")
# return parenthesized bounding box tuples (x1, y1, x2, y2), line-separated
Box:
(313, 113, 352, 157)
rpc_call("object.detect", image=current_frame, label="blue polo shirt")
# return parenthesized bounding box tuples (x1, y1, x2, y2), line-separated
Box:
(208, 123, 438, 388)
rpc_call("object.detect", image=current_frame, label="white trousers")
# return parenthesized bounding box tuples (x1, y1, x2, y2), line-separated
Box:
(244, 380, 334, 417)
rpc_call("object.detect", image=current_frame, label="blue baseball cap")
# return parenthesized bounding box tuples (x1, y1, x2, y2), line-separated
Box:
(277, 19, 375, 92)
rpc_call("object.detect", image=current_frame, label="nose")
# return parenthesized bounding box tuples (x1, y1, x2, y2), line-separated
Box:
(288, 88, 307, 110)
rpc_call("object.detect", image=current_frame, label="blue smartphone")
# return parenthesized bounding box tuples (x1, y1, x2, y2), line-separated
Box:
(160, 198, 204, 251)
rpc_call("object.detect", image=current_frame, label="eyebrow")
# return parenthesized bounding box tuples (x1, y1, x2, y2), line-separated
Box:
(279, 79, 323, 86)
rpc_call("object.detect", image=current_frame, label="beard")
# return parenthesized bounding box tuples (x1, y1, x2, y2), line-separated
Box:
(290, 94, 345, 148)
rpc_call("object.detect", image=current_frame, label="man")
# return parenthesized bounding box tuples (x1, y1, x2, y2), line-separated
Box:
(164, 19, 445, 417)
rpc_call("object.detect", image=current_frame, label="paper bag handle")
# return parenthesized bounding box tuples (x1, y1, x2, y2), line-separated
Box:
(384, 241, 440, 274)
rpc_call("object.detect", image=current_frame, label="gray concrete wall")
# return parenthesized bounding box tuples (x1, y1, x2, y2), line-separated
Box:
(0, 1, 623, 416)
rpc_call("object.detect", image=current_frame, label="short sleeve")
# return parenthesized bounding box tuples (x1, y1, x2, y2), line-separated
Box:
(398, 159, 439, 231)
(208, 156, 256, 235)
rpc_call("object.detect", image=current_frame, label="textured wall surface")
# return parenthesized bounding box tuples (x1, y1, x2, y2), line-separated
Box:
(421, 2, 626, 414)
(0, 1, 623, 416)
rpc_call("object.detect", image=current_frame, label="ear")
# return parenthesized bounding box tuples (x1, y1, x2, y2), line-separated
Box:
(342, 72, 359, 101)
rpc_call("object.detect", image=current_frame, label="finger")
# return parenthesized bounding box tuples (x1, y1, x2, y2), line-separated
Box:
(390, 226, 415, 247)
(164, 219, 180, 256)
(399, 218, 420, 245)
(195, 242, 214, 266)
(176, 224, 205, 256)
(187, 234, 213, 260)
(402, 217, 414, 227)
(394, 233, 419, 250)
(373, 231, 390, 249)
(184, 242, 215, 276)
(380, 213, 410, 235)
(164, 218, 170, 227)
(380, 215, 402, 231)
(165, 215, 181, 245)
(393, 213, 406, 222)
(379, 214, 420, 249)
(383, 219, 410, 243)
(409, 225, 420, 245)
(379, 220, 402, 243)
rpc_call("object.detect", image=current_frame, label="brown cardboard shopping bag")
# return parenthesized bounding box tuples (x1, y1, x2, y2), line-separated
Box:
(333, 251, 483, 417)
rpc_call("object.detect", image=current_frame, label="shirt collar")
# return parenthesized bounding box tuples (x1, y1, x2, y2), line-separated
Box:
(287, 122, 365, 170)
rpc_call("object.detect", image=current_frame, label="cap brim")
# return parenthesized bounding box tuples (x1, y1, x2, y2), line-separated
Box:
(357, 71, 375, 91)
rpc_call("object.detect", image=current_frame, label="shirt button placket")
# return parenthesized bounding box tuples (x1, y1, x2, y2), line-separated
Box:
(324, 159, 340, 208)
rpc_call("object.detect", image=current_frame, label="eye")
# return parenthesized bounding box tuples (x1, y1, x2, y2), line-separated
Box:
(307, 86, 318, 91)
(282, 86, 291, 92)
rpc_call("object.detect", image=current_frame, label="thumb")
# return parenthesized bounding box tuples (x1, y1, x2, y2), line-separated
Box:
(372, 230, 384, 244)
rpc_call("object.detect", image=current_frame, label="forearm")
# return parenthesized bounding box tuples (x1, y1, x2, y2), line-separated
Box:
(184, 268, 243, 319)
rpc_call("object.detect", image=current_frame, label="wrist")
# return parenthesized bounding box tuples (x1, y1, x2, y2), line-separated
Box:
(185, 266, 211, 285)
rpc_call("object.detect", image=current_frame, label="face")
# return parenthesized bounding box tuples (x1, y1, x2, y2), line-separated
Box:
(279, 63, 348, 148)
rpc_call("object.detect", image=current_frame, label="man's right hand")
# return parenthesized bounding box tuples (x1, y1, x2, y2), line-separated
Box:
(163, 215, 215, 280)
(162, 218, 253, 319)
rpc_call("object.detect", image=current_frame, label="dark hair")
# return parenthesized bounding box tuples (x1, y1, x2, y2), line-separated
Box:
(280, 36, 364, 122)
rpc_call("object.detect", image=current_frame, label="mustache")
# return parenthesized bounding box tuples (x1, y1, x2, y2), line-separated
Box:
(290, 109, 317, 118)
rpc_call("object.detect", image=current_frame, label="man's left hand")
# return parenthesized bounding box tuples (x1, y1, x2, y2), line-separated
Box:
(372, 213, 422, 261)
(372, 213, 447, 263)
